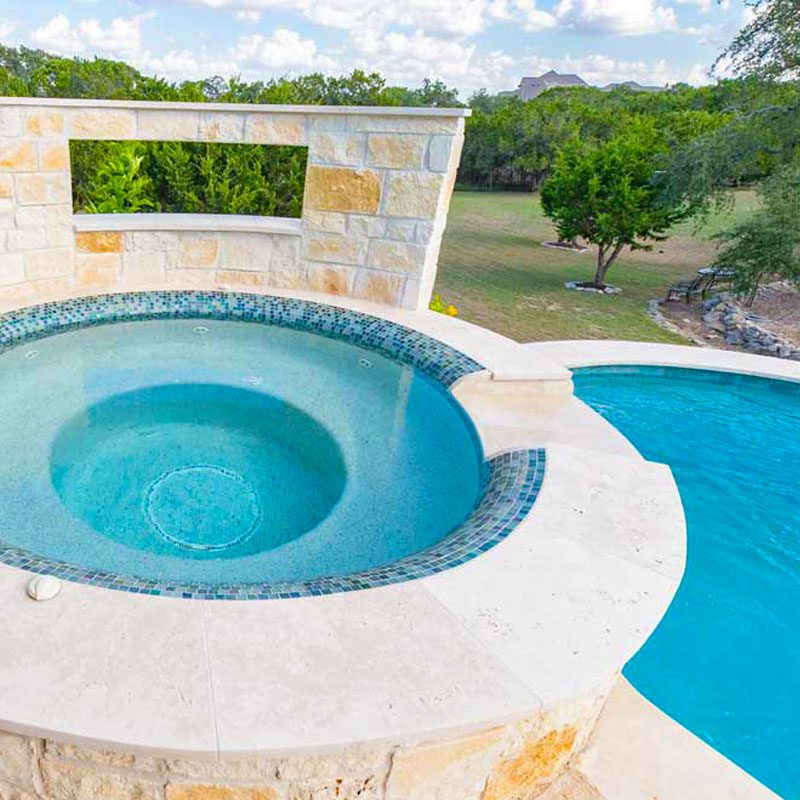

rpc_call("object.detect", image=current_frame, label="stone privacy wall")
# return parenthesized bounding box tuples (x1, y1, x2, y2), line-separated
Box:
(0, 98, 467, 310)
(0, 676, 612, 800)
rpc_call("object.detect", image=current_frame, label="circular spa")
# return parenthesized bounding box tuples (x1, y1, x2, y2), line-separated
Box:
(0, 292, 498, 597)
(0, 292, 684, 800)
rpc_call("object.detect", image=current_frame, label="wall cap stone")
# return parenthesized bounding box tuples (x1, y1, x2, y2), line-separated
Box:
(73, 213, 302, 237)
(0, 96, 471, 118)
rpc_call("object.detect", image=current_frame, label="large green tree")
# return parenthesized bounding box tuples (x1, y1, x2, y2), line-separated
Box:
(540, 119, 692, 289)
(715, 0, 800, 80)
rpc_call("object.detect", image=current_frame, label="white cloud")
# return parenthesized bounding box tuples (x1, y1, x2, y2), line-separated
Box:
(677, 0, 731, 11)
(511, 0, 557, 32)
(30, 13, 153, 60)
(235, 10, 262, 23)
(30, 14, 85, 55)
(175, 0, 517, 37)
(554, 0, 680, 35)
(0, 18, 18, 39)
(233, 28, 320, 69)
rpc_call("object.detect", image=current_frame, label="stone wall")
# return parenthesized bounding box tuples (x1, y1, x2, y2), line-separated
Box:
(0, 98, 467, 310)
(0, 677, 612, 800)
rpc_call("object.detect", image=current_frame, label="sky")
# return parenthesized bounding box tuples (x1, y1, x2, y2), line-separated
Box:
(0, 0, 752, 98)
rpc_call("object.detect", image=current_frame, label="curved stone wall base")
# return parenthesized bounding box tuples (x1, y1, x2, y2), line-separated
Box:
(0, 677, 613, 800)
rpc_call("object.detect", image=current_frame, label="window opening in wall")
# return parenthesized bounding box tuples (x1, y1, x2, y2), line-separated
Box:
(69, 140, 308, 218)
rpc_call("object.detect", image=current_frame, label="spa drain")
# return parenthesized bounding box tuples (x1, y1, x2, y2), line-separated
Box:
(144, 465, 262, 552)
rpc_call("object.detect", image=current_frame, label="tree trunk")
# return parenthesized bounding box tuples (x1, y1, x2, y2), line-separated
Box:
(592, 242, 625, 289)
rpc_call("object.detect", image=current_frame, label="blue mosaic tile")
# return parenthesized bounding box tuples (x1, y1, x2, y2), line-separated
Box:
(0, 290, 547, 600)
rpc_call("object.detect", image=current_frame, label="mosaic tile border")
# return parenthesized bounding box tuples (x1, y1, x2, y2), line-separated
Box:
(0, 290, 484, 388)
(0, 290, 546, 600)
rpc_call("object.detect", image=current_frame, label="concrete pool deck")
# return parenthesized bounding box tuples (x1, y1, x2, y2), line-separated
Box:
(0, 287, 686, 800)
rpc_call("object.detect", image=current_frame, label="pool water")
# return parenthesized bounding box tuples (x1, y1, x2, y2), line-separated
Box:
(573, 366, 800, 799)
(0, 318, 482, 586)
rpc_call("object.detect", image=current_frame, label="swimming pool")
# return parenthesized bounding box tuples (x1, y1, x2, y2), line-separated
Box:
(0, 291, 545, 600)
(573, 365, 800, 799)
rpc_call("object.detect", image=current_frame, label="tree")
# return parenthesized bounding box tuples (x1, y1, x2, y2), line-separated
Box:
(713, 164, 800, 303)
(715, 0, 800, 80)
(540, 119, 691, 289)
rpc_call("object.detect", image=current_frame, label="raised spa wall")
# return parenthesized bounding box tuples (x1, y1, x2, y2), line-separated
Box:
(0, 680, 612, 800)
(0, 97, 467, 312)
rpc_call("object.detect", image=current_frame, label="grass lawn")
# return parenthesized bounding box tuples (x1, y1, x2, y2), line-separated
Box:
(434, 189, 758, 343)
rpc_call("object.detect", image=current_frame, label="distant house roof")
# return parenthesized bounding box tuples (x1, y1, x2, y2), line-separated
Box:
(517, 70, 588, 100)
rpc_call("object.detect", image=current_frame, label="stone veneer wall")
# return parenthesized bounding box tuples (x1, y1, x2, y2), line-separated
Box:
(0, 98, 467, 310)
(0, 675, 613, 800)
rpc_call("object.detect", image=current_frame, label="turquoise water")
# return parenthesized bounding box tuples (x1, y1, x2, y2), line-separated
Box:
(0, 319, 482, 584)
(573, 366, 800, 799)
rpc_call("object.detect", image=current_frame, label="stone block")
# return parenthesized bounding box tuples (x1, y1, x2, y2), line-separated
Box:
(166, 786, 281, 800)
(76, 231, 124, 253)
(303, 167, 381, 214)
(122, 251, 167, 285)
(125, 231, 180, 252)
(347, 115, 459, 134)
(271, 236, 300, 267)
(0, 207, 13, 231)
(46, 225, 73, 248)
(23, 111, 64, 137)
(39, 142, 70, 172)
(352, 270, 404, 306)
(306, 234, 367, 266)
(219, 234, 272, 271)
(165, 269, 218, 288)
(366, 135, 426, 169)
(384, 173, 443, 219)
(0, 142, 36, 172)
(368, 240, 426, 274)
(44, 174, 71, 205)
(386, 726, 506, 800)
(0, 253, 24, 286)
(385, 219, 416, 242)
(302, 210, 347, 236)
(44, 742, 165, 775)
(0, 176, 12, 199)
(347, 215, 386, 238)
(481, 726, 578, 800)
(8, 228, 47, 251)
(0, 729, 39, 792)
(307, 264, 353, 296)
(69, 111, 136, 139)
(308, 133, 365, 167)
(198, 113, 245, 142)
(244, 116, 305, 146)
(215, 270, 268, 290)
(24, 248, 73, 279)
(138, 111, 200, 140)
(415, 221, 435, 243)
(305, 115, 348, 133)
(0, 108, 21, 137)
(427, 136, 454, 172)
(179, 237, 220, 269)
(42, 760, 162, 800)
(76, 253, 122, 287)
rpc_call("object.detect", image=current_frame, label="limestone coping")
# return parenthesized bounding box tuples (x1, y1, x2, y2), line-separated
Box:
(0, 292, 684, 758)
(73, 212, 302, 236)
(0, 96, 471, 117)
(525, 338, 800, 382)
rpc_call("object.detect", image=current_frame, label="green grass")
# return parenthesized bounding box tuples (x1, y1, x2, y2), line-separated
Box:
(434, 189, 757, 343)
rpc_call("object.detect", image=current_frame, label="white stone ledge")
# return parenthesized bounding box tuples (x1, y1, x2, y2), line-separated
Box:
(0, 96, 471, 117)
(72, 212, 302, 236)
